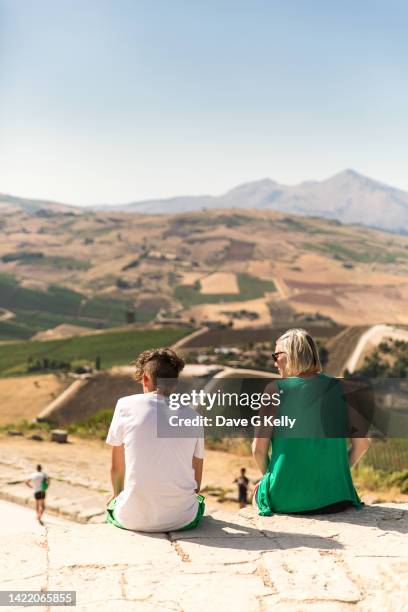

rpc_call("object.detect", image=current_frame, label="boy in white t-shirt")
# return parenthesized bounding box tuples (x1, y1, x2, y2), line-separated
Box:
(25, 464, 49, 525)
(106, 347, 205, 532)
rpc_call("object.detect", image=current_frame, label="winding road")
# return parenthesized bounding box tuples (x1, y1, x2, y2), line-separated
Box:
(345, 324, 408, 373)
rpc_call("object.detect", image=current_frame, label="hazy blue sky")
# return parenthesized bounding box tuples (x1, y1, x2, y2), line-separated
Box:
(1, 0, 407, 204)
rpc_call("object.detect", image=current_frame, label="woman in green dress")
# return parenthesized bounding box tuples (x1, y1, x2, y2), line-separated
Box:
(252, 328, 370, 515)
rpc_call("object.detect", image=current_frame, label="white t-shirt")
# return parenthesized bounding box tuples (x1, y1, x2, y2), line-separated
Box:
(29, 471, 47, 493)
(106, 391, 204, 532)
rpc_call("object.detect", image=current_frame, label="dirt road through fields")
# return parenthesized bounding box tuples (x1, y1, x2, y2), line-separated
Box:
(345, 324, 408, 373)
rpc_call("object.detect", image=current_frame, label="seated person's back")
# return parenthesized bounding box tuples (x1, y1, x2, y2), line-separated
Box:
(253, 328, 370, 516)
(106, 348, 204, 532)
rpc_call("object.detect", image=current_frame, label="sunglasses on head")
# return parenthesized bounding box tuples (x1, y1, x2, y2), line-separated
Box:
(272, 351, 286, 361)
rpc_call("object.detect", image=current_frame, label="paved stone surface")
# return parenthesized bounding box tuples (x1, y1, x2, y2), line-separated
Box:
(1, 499, 407, 611)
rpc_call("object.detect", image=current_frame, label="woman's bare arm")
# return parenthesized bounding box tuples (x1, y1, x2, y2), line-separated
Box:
(349, 438, 371, 467)
(252, 437, 270, 475)
(339, 379, 372, 467)
(251, 380, 278, 474)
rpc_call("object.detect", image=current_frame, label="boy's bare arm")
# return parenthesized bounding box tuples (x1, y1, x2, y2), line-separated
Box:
(192, 456, 203, 493)
(110, 445, 125, 501)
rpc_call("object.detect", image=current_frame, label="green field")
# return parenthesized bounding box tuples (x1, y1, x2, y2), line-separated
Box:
(303, 241, 408, 264)
(175, 273, 276, 307)
(0, 326, 190, 376)
(1, 252, 90, 270)
(0, 320, 33, 340)
(0, 273, 136, 339)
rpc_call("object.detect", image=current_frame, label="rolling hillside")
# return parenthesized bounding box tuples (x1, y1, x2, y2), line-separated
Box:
(0, 326, 189, 377)
(0, 203, 408, 340)
(0, 273, 135, 340)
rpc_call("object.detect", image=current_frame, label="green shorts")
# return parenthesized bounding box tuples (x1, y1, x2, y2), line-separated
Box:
(106, 494, 205, 532)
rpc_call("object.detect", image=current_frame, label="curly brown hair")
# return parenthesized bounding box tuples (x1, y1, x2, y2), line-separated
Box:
(132, 347, 185, 385)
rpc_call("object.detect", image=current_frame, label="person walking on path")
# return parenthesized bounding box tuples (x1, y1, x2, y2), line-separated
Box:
(25, 464, 49, 525)
(106, 347, 205, 532)
(252, 328, 371, 516)
(234, 468, 249, 508)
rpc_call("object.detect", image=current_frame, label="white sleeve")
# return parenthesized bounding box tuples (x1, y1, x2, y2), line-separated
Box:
(193, 427, 205, 459)
(106, 400, 125, 446)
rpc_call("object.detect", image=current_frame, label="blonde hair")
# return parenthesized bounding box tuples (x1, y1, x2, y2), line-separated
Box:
(276, 328, 322, 377)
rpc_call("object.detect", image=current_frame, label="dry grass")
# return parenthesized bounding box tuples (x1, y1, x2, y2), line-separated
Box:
(0, 374, 70, 424)
(185, 297, 272, 328)
(200, 272, 239, 294)
(179, 272, 203, 286)
(32, 324, 94, 340)
(248, 260, 278, 280)
(273, 251, 408, 326)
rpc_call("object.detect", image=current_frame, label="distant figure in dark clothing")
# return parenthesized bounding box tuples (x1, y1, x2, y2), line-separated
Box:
(234, 468, 249, 508)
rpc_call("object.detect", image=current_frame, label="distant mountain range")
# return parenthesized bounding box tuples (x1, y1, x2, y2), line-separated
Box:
(2, 169, 408, 234)
(0, 193, 77, 214)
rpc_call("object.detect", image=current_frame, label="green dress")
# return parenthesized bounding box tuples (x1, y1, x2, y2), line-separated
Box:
(257, 373, 362, 515)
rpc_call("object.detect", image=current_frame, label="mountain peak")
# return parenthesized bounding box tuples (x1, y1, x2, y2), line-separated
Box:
(330, 168, 366, 182)
(343, 168, 360, 177)
(328, 169, 403, 196)
(223, 177, 278, 196)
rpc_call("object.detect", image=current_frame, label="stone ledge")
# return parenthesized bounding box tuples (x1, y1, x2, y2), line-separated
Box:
(1, 502, 407, 611)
